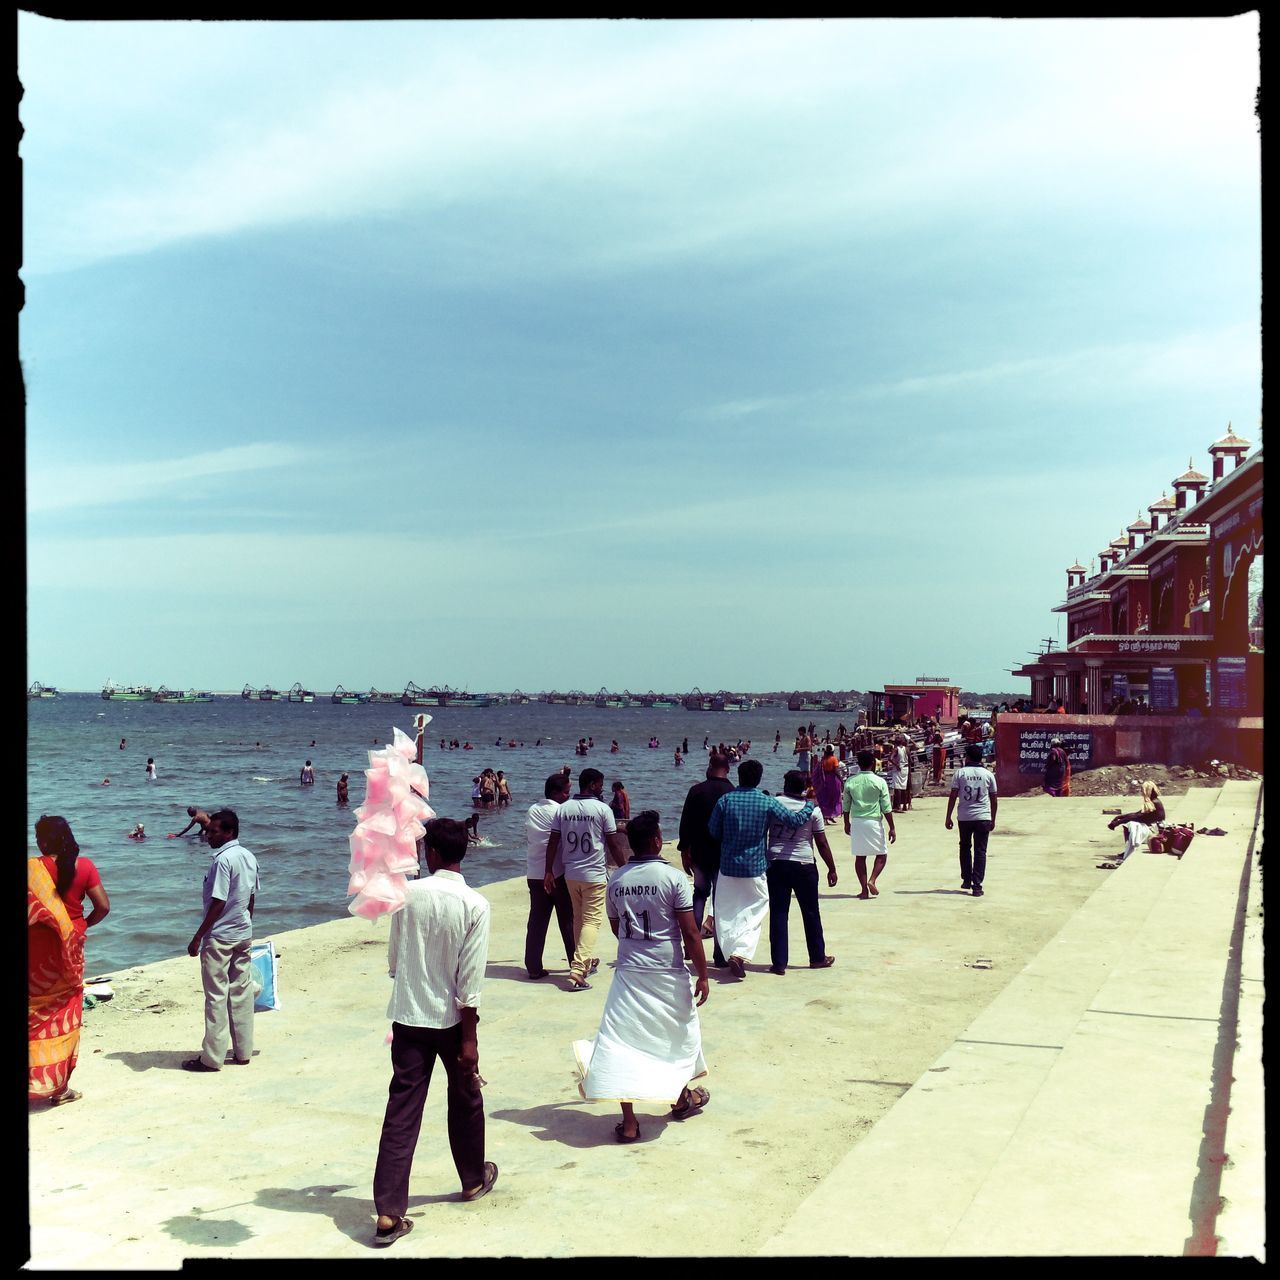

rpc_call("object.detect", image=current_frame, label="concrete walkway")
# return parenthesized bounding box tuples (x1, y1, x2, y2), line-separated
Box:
(764, 780, 1264, 1257)
(26, 784, 1263, 1263)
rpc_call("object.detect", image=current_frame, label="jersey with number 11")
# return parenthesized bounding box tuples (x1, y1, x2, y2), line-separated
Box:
(607, 858, 691, 971)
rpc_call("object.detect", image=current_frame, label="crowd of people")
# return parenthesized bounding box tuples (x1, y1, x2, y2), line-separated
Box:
(28, 715, 1011, 1248)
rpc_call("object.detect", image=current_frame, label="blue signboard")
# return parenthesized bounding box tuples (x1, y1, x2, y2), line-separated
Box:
(1216, 657, 1247, 711)
(1017, 727, 1093, 774)
(1150, 667, 1178, 712)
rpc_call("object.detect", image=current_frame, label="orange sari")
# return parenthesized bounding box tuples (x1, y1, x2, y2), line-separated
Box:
(28, 858, 85, 1099)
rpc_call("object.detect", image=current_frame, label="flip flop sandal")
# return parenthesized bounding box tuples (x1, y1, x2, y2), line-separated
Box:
(461, 1161, 499, 1201)
(373, 1217, 414, 1246)
(614, 1122, 642, 1143)
(568, 979, 591, 991)
(670, 1086, 710, 1120)
(48, 1088, 82, 1106)
(182, 1058, 220, 1072)
(1096, 862, 1119, 870)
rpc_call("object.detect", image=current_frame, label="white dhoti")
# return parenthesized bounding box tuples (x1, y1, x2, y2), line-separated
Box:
(849, 816, 887, 857)
(573, 966, 706, 1104)
(886, 767, 906, 791)
(1116, 820, 1155, 864)
(714, 872, 769, 961)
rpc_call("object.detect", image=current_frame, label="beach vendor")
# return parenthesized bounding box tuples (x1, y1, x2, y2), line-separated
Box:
(842, 749, 897, 899)
(373, 817, 496, 1246)
(29, 815, 111, 1105)
(573, 810, 710, 1144)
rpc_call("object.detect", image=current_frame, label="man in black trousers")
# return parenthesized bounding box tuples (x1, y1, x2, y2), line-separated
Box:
(677, 752, 733, 967)
(372, 819, 498, 1246)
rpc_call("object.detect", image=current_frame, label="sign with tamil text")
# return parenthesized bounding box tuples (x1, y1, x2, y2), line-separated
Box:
(1117, 637, 1185, 653)
(1017, 728, 1093, 774)
(1150, 667, 1178, 712)
(1216, 656, 1247, 711)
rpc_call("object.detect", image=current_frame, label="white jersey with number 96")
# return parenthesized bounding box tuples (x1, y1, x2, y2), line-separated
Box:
(549, 795, 616, 884)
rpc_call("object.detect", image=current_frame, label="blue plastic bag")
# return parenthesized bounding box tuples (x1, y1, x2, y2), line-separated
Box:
(251, 940, 280, 1012)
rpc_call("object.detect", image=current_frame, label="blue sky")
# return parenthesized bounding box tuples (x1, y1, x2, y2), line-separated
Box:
(22, 17, 1261, 695)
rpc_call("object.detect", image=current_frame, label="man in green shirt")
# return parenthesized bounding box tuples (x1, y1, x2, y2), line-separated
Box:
(841, 749, 896, 899)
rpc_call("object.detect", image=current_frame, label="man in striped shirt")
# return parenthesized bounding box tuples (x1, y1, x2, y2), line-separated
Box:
(707, 759, 815, 978)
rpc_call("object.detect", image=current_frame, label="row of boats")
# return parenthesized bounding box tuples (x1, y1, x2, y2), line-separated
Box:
(37, 681, 860, 714)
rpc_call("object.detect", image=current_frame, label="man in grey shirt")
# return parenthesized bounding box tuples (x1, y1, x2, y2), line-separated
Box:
(184, 809, 259, 1072)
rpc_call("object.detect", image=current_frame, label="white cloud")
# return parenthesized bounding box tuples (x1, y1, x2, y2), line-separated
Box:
(853, 325, 1260, 401)
(27, 443, 308, 513)
(19, 16, 1259, 273)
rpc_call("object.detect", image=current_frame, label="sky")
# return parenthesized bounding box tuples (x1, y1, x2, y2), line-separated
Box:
(21, 16, 1262, 696)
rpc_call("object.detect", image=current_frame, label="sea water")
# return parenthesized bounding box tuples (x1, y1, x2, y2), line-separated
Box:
(26, 694, 850, 972)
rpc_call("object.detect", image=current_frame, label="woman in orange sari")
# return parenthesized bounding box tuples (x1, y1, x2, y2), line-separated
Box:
(29, 815, 110, 1105)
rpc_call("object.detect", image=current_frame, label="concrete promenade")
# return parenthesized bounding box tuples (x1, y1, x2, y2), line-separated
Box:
(27, 782, 1263, 1263)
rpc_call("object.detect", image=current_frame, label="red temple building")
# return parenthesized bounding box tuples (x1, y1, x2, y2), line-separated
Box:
(999, 427, 1262, 792)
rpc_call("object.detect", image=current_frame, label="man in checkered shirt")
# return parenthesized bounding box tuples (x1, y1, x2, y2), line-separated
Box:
(707, 759, 815, 978)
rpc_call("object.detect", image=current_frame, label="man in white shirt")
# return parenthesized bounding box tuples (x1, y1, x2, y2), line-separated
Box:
(765, 770, 838, 974)
(183, 809, 259, 1072)
(544, 768, 630, 991)
(372, 818, 496, 1246)
(945, 742, 998, 897)
(524, 772, 576, 979)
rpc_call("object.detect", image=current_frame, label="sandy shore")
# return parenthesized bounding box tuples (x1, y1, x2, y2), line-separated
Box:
(26, 783, 1262, 1263)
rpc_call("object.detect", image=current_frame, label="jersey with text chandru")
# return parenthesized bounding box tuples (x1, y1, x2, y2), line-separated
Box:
(606, 858, 692, 971)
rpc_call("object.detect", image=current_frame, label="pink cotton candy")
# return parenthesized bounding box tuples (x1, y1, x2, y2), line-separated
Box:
(383, 847, 419, 876)
(357, 810, 398, 837)
(346, 868, 369, 894)
(348, 873, 407, 919)
(404, 764, 430, 798)
(392, 726, 416, 758)
(393, 797, 426, 828)
(364, 768, 390, 806)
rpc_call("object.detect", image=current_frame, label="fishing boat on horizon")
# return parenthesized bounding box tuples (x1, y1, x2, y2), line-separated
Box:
(28, 681, 59, 699)
(330, 685, 369, 704)
(287, 682, 316, 703)
(101, 681, 154, 701)
(402, 681, 447, 707)
(257, 685, 283, 701)
(367, 687, 403, 705)
(154, 687, 214, 703)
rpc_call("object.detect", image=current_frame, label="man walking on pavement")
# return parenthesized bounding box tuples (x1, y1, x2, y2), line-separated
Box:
(372, 818, 497, 1246)
(524, 771, 576, 979)
(945, 742, 998, 897)
(765, 770, 838, 974)
(677, 751, 733, 967)
(708, 759, 816, 979)
(544, 768, 630, 991)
